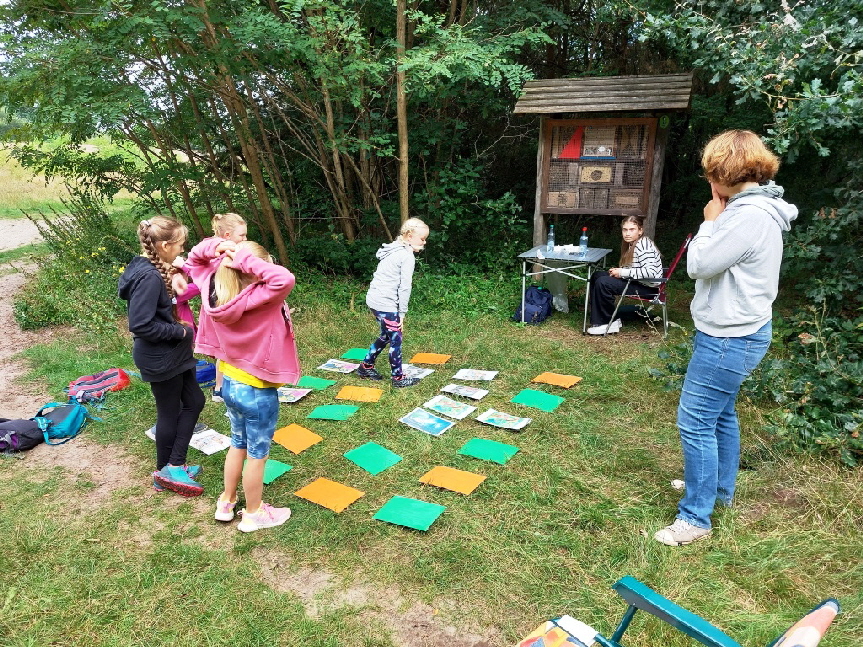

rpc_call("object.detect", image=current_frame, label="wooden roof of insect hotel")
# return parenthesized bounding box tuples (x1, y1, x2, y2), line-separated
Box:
(513, 73, 693, 114)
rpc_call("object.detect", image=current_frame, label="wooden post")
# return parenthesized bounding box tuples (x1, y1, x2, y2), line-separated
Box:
(645, 116, 669, 240)
(533, 116, 546, 248)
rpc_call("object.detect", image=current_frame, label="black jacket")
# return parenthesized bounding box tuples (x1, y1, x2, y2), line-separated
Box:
(118, 256, 196, 382)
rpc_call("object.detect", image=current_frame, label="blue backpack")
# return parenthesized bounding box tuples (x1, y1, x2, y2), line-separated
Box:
(32, 400, 98, 446)
(513, 286, 553, 325)
(196, 360, 216, 388)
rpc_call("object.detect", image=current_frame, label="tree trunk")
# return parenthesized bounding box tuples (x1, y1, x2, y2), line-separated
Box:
(396, 0, 409, 223)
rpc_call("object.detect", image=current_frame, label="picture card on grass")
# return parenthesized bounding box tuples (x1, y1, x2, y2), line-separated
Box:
(242, 458, 292, 485)
(277, 387, 313, 403)
(476, 408, 531, 430)
(294, 477, 365, 513)
(340, 347, 369, 360)
(531, 372, 583, 389)
(273, 423, 322, 454)
(423, 394, 476, 420)
(336, 385, 383, 403)
(317, 359, 360, 373)
(145, 426, 230, 455)
(410, 352, 452, 365)
(373, 496, 446, 531)
(401, 364, 435, 380)
(399, 407, 456, 436)
(511, 388, 565, 413)
(308, 404, 359, 421)
(453, 369, 498, 381)
(458, 438, 519, 464)
(292, 375, 337, 390)
(440, 383, 489, 400)
(419, 466, 486, 495)
(344, 442, 402, 475)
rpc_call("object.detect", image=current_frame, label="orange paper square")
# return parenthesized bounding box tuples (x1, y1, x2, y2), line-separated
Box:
(419, 466, 486, 495)
(335, 385, 383, 403)
(273, 424, 323, 454)
(531, 372, 583, 388)
(294, 477, 365, 513)
(410, 353, 452, 365)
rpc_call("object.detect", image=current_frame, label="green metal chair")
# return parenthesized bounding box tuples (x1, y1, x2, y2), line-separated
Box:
(594, 576, 840, 647)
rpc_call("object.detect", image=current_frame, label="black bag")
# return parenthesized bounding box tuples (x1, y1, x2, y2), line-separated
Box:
(513, 286, 553, 324)
(0, 418, 45, 452)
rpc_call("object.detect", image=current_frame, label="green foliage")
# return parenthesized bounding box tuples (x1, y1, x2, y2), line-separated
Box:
(414, 158, 529, 271)
(291, 233, 381, 278)
(14, 193, 135, 331)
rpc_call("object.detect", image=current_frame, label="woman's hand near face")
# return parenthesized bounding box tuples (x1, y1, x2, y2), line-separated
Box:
(704, 184, 728, 222)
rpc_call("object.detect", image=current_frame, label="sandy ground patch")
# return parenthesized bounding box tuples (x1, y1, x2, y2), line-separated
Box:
(0, 218, 43, 252)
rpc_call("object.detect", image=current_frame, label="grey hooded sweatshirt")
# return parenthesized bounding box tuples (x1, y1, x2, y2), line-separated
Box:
(688, 182, 798, 337)
(365, 240, 415, 317)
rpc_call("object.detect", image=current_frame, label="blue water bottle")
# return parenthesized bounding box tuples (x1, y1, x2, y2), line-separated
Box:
(579, 227, 588, 259)
(546, 224, 555, 253)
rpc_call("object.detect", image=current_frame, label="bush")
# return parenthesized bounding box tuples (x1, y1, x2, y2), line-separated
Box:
(14, 192, 134, 332)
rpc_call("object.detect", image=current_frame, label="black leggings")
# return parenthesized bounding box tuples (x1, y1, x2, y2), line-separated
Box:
(149, 369, 205, 470)
(589, 271, 659, 326)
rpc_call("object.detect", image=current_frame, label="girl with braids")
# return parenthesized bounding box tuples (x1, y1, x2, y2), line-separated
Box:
(586, 215, 663, 335)
(118, 216, 206, 497)
(185, 238, 299, 532)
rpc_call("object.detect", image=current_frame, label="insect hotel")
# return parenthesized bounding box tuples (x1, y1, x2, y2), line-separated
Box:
(514, 73, 694, 243)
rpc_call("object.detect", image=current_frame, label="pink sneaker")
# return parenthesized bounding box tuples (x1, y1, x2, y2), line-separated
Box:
(237, 502, 292, 533)
(214, 495, 237, 522)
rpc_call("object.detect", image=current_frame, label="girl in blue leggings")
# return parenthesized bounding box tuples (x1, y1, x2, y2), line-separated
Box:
(357, 218, 429, 388)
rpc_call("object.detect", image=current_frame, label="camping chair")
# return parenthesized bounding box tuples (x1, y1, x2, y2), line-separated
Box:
(604, 233, 693, 338)
(517, 576, 841, 647)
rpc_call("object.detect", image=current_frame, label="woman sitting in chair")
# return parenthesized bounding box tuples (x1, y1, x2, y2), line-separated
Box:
(587, 215, 663, 335)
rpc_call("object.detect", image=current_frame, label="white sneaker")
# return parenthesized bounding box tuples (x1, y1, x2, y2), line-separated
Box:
(653, 518, 711, 546)
(237, 502, 292, 532)
(587, 319, 622, 335)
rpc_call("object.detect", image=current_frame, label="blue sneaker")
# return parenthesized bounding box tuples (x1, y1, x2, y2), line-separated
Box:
(153, 465, 204, 497)
(153, 464, 202, 491)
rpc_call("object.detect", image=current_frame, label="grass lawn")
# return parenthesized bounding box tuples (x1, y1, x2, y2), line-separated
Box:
(1, 274, 860, 647)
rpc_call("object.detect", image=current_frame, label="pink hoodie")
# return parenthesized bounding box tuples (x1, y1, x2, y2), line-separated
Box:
(185, 238, 301, 385)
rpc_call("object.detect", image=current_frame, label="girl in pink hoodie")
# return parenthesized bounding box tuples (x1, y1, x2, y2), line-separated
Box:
(185, 238, 300, 532)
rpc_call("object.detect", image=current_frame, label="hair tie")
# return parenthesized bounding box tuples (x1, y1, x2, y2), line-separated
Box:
(140, 219, 151, 227)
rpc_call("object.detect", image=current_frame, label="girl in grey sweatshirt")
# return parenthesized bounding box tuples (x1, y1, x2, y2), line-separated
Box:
(358, 218, 429, 387)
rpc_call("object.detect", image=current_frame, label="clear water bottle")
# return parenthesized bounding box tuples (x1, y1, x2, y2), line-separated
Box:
(546, 224, 555, 253)
(579, 227, 588, 259)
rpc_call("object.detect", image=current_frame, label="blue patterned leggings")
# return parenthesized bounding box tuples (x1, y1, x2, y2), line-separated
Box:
(364, 309, 404, 378)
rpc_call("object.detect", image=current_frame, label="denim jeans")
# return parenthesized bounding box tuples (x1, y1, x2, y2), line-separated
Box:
(676, 321, 772, 529)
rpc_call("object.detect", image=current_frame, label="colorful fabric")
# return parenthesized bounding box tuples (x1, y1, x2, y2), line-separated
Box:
(222, 376, 279, 459)
(219, 360, 282, 389)
(186, 238, 301, 384)
(364, 309, 404, 378)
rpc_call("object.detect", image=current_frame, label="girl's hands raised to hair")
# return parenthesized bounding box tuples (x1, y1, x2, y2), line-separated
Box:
(220, 247, 238, 268)
(215, 240, 237, 255)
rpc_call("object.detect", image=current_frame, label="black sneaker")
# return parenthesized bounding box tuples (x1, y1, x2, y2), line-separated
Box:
(356, 364, 383, 380)
(392, 376, 420, 388)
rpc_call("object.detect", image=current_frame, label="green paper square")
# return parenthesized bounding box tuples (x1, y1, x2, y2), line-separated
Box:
(373, 496, 446, 531)
(344, 442, 402, 475)
(340, 348, 369, 360)
(458, 438, 519, 465)
(510, 388, 565, 412)
(242, 459, 292, 485)
(293, 375, 337, 390)
(308, 404, 359, 421)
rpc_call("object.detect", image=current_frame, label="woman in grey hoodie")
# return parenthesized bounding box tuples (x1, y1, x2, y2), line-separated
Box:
(655, 130, 798, 546)
(357, 218, 429, 387)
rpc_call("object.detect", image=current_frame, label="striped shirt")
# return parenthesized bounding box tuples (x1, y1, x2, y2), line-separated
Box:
(619, 237, 663, 287)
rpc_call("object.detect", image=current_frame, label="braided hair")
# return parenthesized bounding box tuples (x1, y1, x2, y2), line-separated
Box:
(138, 216, 188, 301)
